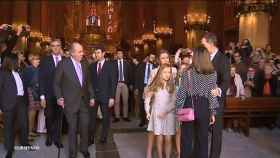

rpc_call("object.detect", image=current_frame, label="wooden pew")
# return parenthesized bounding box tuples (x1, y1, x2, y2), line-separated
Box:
(224, 97, 280, 136)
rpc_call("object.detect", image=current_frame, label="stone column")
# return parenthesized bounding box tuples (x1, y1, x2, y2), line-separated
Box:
(239, 12, 270, 48)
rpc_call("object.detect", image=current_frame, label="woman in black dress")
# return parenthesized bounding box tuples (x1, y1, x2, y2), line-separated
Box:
(176, 47, 219, 158)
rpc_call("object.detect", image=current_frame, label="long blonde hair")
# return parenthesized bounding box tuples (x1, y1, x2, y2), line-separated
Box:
(148, 64, 175, 94)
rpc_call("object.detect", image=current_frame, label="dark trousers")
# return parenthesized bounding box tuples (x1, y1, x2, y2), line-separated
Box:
(89, 100, 111, 141)
(180, 97, 209, 158)
(139, 89, 146, 124)
(210, 99, 224, 158)
(64, 100, 89, 157)
(3, 96, 28, 151)
(45, 97, 61, 143)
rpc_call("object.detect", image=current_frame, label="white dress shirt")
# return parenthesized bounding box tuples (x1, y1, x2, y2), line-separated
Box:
(210, 48, 218, 61)
(97, 59, 105, 72)
(52, 54, 62, 67)
(12, 70, 24, 96)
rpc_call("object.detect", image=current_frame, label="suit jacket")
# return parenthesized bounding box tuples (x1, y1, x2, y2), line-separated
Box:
(0, 70, 27, 111)
(211, 51, 230, 99)
(53, 58, 94, 113)
(90, 60, 117, 104)
(114, 59, 132, 85)
(39, 55, 63, 99)
(134, 62, 156, 91)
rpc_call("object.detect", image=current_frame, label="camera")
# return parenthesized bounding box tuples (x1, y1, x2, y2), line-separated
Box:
(20, 25, 30, 37)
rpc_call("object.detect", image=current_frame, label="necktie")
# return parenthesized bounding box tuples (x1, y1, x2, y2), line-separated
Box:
(76, 62, 83, 86)
(97, 62, 102, 74)
(119, 60, 124, 81)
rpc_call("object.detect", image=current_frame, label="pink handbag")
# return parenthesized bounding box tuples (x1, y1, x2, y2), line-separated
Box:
(176, 70, 195, 122)
(176, 108, 194, 122)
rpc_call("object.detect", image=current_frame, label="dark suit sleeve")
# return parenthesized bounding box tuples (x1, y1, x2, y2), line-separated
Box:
(127, 62, 133, 86)
(53, 60, 64, 99)
(86, 64, 95, 99)
(134, 63, 143, 90)
(39, 57, 47, 96)
(109, 62, 118, 99)
(220, 56, 230, 98)
(0, 71, 4, 110)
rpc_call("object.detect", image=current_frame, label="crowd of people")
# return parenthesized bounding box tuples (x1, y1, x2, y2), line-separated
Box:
(224, 40, 280, 98)
(0, 23, 279, 158)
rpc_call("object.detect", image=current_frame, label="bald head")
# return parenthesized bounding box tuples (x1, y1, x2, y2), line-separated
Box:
(70, 42, 84, 62)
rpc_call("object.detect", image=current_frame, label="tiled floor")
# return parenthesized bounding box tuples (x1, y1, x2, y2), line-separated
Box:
(113, 128, 280, 158)
(1, 118, 280, 158)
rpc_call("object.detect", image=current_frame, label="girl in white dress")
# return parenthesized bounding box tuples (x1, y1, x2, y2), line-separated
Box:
(145, 64, 176, 158)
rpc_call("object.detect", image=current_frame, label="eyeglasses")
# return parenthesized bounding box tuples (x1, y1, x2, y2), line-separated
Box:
(234, 55, 240, 58)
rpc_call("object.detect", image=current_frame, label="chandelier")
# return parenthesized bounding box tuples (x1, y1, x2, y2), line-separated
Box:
(142, 33, 157, 42)
(153, 26, 173, 36)
(184, 13, 211, 31)
(235, 0, 279, 18)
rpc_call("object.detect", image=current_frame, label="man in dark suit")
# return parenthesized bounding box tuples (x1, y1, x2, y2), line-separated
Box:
(201, 32, 230, 158)
(0, 54, 29, 158)
(54, 42, 94, 158)
(113, 49, 132, 122)
(39, 39, 64, 148)
(89, 46, 117, 144)
(134, 53, 156, 127)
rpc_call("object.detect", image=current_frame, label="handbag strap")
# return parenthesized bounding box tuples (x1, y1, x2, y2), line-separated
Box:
(187, 70, 195, 108)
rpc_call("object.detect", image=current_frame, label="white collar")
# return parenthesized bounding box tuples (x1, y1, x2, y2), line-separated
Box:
(210, 48, 219, 60)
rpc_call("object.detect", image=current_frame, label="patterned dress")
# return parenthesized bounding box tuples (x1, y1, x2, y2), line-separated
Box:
(145, 89, 176, 135)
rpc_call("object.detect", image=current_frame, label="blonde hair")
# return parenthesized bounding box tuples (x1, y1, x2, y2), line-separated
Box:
(148, 64, 175, 94)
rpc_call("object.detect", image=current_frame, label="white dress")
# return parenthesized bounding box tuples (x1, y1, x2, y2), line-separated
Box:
(145, 89, 176, 135)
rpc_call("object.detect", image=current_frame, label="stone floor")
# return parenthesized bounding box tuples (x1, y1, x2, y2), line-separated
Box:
(0, 118, 280, 158)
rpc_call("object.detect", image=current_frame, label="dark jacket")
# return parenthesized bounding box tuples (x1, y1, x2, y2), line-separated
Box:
(211, 51, 230, 100)
(90, 60, 118, 104)
(53, 58, 94, 113)
(0, 70, 28, 111)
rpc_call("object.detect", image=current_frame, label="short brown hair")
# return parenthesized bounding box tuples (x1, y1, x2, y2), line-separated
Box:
(192, 47, 214, 74)
(202, 32, 218, 46)
(1, 54, 18, 72)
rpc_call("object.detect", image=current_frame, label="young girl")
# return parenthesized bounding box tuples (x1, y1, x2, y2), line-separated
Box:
(145, 64, 176, 158)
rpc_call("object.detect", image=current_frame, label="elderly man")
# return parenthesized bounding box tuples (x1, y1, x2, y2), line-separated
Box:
(54, 42, 94, 158)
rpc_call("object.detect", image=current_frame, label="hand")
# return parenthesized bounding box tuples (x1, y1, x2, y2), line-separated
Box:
(134, 89, 139, 95)
(0, 24, 9, 29)
(108, 98, 114, 108)
(40, 99, 46, 108)
(211, 88, 220, 97)
(57, 98, 64, 108)
(89, 99, 95, 107)
(146, 113, 151, 121)
(209, 115, 215, 125)
(129, 85, 133, 91)
(158, 112, 167, 119)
